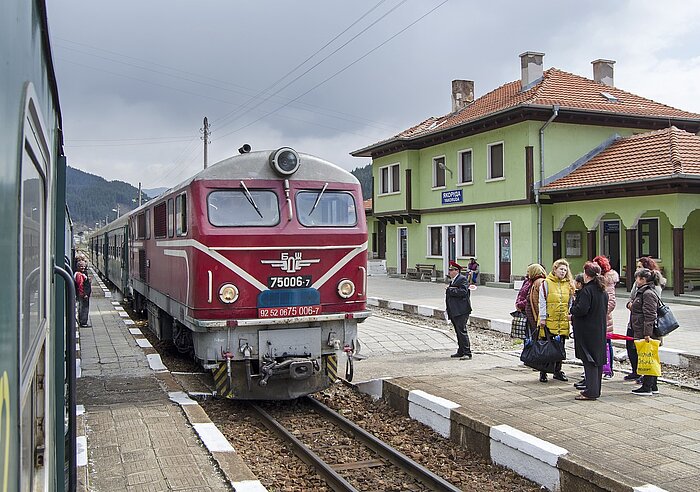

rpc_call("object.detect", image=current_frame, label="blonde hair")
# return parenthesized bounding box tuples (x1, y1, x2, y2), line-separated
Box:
(526, 263, 546, 279)
(551, 258, 575, 289)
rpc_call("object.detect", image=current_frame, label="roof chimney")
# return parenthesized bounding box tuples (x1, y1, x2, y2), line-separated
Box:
(451, 80, 474, 112)
(520, 51, 544, 90)
(592, 59, 615, 87)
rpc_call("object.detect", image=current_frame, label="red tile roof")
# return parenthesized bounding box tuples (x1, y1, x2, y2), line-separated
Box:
(359, 68, 700, 150)
(540, 126, 700, 192)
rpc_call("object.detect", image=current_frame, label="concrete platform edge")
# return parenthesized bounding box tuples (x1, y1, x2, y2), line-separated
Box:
(351, 376, 667, 492)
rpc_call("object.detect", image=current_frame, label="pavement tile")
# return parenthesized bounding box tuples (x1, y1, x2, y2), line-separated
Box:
(165, 475, 212, 490)
(126, 482, 170, 492)
(122, 459, 160, 476)
(126, 469, 165, 486)
(122, 448, 157, 464)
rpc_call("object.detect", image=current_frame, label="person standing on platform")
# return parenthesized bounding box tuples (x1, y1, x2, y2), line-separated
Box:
(74, 261, 91, 327)
(538, 259, 575, 383)
(629, 268, 661, 395)
(445, 261, 473, 360)
(593, 255, 619, 379)
(570, 262, 608, 401)
(515, 264, 546, 332)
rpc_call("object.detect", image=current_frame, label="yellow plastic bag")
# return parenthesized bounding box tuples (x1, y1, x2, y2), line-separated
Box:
(635, 339, 661, 377)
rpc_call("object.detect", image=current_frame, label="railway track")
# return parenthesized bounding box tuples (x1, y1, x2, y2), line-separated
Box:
(249, 396, 462, 492)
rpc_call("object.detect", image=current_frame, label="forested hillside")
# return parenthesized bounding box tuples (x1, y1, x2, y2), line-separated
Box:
(67, 166, 149, 231)
(350, 163, 372, 200)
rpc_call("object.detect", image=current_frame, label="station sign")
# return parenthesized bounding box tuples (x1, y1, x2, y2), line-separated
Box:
(441, 189, 463, 205)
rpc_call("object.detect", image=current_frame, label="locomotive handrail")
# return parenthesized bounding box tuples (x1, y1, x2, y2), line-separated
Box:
(54, 264, 77, 492)
(191, 310, 372, 328)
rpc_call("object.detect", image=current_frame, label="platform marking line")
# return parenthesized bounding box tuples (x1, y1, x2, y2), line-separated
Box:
(193, 423, 235, 453)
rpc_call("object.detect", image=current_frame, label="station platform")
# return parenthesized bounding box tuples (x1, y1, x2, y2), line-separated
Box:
(76, 270, 264, 491)
(354, 275, 700, 491)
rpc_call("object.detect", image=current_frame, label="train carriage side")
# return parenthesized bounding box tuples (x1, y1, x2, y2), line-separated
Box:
(131, 149, 369, 399)
(1, 0, 71, 489)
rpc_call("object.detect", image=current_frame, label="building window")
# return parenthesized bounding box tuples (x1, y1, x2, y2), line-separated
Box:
(487, 142, 504, 179)
(458, 150, 473, 184)
(379, 163, 400, 194)
(433, 156, 446, 188)
(176, 193, 187, 236)
(460, 225, 475, 256)
(638, 218, 659, 258)
(429, 226, 442, 256)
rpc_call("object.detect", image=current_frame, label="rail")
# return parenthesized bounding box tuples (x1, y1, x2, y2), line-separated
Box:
(249, 397, 461, 492)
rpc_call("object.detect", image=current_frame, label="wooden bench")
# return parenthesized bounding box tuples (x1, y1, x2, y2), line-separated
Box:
(684, 267, 700, 290)
(415, 263, 436, 281)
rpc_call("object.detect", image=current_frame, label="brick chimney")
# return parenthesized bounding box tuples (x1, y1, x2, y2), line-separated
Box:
(451, 80, 474, 112)
(592, 59, 615, 86)
(520, 51, 544, 90)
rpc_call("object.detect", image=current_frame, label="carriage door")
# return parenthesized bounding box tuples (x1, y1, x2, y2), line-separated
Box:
(498, 223, 511, 282)
(377, 221, 386, 259)
(601, 220, 621, 273)
(398, 228, 407, 274)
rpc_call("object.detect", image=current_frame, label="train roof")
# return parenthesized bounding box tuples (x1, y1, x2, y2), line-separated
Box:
(190, 150, 359, 186)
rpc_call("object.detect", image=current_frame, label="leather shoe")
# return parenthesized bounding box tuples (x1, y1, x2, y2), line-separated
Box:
(553, 372, 568, 382)
(460, 354, 472, 360)
(450, 353, 464, 358)
(575, 393, 597, 401)
(539, 372, 548, 383)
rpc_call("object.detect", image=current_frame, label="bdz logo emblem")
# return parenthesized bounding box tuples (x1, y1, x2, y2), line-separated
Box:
(261, 252, 320, 273)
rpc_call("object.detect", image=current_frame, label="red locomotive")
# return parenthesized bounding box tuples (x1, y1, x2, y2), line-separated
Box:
(89, 147, 369, 399)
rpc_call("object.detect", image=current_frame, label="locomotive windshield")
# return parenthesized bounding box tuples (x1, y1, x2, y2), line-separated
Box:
(296, 190, 357, 227)
(208, 190, 280, 226)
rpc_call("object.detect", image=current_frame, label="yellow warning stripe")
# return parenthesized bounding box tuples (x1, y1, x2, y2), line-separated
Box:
(326, 354, 338, 381)
(212, 362, 235, 399)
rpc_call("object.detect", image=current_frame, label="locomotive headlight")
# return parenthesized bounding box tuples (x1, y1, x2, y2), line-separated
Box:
(219, 283, 239, 304)
(269, 147, 300, 176)
(337, 279, 355, 299)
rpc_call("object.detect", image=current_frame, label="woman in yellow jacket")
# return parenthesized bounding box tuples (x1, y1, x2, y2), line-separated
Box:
(537, 259, 575, 383)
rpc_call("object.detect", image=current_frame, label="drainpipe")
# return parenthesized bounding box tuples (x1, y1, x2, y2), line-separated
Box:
(536, 105, 559, 265)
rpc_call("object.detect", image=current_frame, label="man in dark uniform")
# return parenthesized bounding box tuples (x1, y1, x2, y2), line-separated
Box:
(445, 261, 473, 359)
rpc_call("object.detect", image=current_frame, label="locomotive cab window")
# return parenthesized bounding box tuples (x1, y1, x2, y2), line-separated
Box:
(207, 189, 280, 226)
(176, 193, 187, 236)
(296, 190, 357, 227)
(167, 198, 174, 237)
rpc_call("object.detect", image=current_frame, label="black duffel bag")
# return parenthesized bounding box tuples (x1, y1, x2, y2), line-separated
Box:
(520, 326, 566, 371)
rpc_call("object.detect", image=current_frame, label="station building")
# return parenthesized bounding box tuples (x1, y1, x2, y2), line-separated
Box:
(352, 52, 700, 295)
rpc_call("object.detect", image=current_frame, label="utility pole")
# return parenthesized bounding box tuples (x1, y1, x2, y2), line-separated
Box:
(138, 182, 142, 206)
(200, 117, 211, 169)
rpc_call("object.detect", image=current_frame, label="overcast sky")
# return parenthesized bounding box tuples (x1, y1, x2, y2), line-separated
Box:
(47, 0, 700, 190)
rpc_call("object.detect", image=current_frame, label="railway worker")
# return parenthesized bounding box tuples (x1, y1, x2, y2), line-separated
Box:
(74, 261, 91, 327)
(445, 261, 473, 360)
(537, 259, 575, 383)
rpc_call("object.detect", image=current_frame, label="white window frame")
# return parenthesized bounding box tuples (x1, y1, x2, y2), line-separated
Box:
(427, 225, 444, 258)
(457, 149, 473, 185)
(457, 223, 476, 258)
(432, 155, 446, 189)
(486, 141, 505, 181)
(637, 217, 660, 260)
(378, 163, 400, 196)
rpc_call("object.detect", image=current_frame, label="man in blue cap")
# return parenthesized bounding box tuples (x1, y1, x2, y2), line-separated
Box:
(445, 261, 473, 359)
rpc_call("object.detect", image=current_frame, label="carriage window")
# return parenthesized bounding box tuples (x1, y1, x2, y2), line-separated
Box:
(154, 203, 167, 238)
(208, 190, 280, 226)
(176, 193, 187, 236)
(136, 212, 146, 239)
(146, 208, 151, 239)
(296, 191, 357, 227)
(167, 198, 174, 237)
(20, 149, 46, 363)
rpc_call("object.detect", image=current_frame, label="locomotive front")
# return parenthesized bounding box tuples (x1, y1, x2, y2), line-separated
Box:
(179, 148, 369, 399)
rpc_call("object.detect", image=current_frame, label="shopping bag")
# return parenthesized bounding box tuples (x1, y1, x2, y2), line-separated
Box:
(653, 302, 679, 337)
(510, 310, 528, 339)
(520, 327, 566, 368)
(634, 339, 661, 377)
(602, 341, 612, 376)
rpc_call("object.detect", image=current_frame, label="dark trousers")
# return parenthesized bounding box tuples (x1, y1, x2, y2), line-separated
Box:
(582, 362, 603, 398)
(78, 296, 90, 326)
(450, 313, 471, 356)
(641, 375, 658, 390)
(625, 326, 638, 375)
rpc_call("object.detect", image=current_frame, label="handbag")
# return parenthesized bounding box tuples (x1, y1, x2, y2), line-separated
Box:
(510, 310, 528, 339)
(520, 326, 566, 370)
(634, 339, 662, 376)
(653, 299, 679, 337)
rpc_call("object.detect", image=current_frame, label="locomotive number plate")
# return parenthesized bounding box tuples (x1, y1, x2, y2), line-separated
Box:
(258, 305, 321, 319)
(268, 275, 312, 289)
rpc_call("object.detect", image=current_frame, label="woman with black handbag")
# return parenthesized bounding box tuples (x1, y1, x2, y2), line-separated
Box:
(570, 262, 609, 401)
